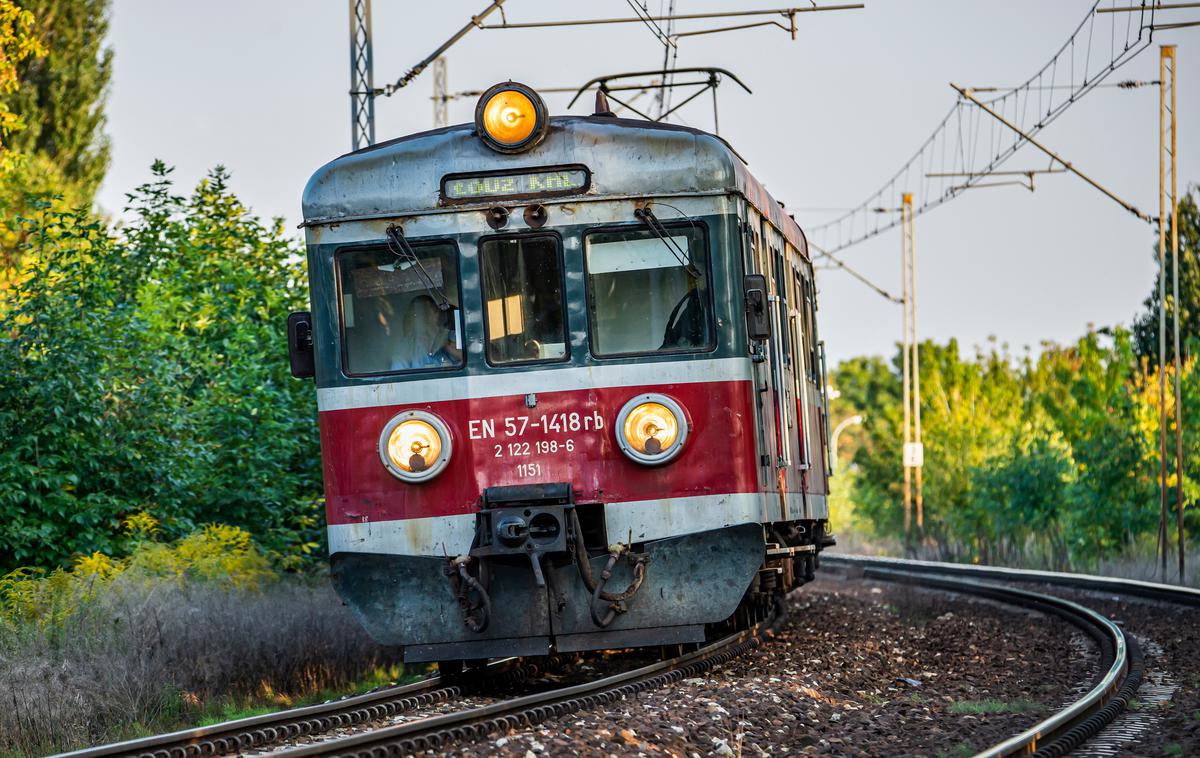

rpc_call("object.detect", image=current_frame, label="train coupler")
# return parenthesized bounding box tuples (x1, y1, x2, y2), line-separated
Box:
(471, 483, 574, 588)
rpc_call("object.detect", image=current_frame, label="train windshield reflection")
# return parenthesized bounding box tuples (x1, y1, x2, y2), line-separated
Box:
(584, 224, 712, 356)
(337, 242, 463, 375)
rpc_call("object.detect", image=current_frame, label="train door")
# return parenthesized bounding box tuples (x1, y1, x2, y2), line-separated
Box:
(763, 222, 799, 522)
(783, 259, 810, 520)
(798, 266, 830, 497)
(740, 203, 782, 523)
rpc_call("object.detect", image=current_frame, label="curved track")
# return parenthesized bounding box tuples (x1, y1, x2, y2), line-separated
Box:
(823, 554, 1198, 757)
(56, 555, 1197, 757)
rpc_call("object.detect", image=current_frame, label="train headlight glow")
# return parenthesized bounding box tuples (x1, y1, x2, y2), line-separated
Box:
(378, 411, 452, 483)
(475, 82, 548, 153)
(615, 394, 689, 465)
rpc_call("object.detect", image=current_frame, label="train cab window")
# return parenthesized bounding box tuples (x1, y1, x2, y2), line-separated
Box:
(336, 241, 463, 376)
(479, 235, 568, 365)
(583, 224, 712, 356)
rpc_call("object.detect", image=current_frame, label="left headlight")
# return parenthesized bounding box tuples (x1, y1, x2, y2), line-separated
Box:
(378, 410, 453, 483)
(615, 394, 689, 465)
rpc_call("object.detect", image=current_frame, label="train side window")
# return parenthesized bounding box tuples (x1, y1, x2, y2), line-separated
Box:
(336, 241, 463, 376)
(583, 223, 713, 357)
(479, 234, 569, 365)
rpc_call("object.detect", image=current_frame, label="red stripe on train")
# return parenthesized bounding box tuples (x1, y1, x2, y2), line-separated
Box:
(319, 380, 760, 525)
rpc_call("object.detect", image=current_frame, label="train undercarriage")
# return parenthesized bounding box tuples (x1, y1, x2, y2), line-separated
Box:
(330, 484, 833, 668)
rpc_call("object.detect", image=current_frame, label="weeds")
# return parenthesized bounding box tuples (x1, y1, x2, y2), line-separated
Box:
(0, 519, 402, 756)
(948, 699, 1043, 715)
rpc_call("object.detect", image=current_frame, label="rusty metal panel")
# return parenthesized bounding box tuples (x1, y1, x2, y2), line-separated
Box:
(547, 523, 764, 637)
(301, 118, 738, 226)
(329, 552, 550, 648)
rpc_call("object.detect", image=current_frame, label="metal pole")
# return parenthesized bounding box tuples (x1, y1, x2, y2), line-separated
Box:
(1158, 47, 1170, 582)
(432, 57, 448, 127)
(386, 0, 508, 94)
(908, 192, 923, 533)
(1165, 45, 1185, 583)
(478, 5, 865, 29)
(830, 415, 864, 473)
(349, 0, 375, 150)
(902, 197, 912, 545)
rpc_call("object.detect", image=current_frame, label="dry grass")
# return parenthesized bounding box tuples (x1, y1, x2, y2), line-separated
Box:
(0, 575, 401, 756)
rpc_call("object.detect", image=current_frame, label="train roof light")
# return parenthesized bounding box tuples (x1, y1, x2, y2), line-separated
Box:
(475, 82, 548, 154)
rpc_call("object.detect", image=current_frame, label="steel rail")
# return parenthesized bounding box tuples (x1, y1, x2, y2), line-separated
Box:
(821, 554, 1200, 606)
(270, 604, 787, 757)
(821, 555, 1199, 757)
(49, 657, 536, 758)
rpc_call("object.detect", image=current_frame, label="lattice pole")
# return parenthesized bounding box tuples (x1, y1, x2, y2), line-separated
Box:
(1158, 45, 1171, 581)
(901, 194, 913, 546)
(1161, 45, 1185, 583)
(432, 57, 448, 128)
(908, 193, 923, 533)
(349, 0, 376, 150)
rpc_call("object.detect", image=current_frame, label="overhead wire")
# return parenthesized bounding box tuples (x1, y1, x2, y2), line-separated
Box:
(805, 0, 1159, 258)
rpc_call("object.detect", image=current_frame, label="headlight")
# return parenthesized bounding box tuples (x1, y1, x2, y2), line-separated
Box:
(378, 410, 452, 483)
(615, 394, 689, 465)
(475, 82, 548, 153)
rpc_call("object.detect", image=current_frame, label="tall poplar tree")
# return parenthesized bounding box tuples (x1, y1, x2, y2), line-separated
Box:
(5, 0, 111, 197)
(1133, 188, 1200, 363)
(0, 0, 111, 290)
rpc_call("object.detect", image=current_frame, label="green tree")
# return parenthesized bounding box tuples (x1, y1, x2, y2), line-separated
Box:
(0, 163, 321, 572)
(1133, 187, 1200, 362)
(0, 0, 45, 171)
(0, 0, 111, 289)
(2, 0, 110, 196)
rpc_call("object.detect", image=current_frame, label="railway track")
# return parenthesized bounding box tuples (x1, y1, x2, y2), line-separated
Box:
(51, 656, 544, 758)
(824, 554, 1199, 757)
(57, 556, 1196, 757)
(52, 603, 786, 758)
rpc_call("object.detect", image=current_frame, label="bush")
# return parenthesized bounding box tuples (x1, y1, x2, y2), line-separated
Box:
(0, 519, 401, 756)
(833, 331, 1198, 569)
(0, 163, 322, 571)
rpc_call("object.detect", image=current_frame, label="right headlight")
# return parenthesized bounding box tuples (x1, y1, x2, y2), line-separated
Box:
(378, 410, 452, 483)
(615, 394, 689, 465)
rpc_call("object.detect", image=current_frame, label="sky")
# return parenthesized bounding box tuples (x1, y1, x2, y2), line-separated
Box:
(97, 1, 1199, 365)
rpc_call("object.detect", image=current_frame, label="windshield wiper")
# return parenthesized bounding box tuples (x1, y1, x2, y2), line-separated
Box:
(634, 207, 701, 278)
(385, 224, 451, 310)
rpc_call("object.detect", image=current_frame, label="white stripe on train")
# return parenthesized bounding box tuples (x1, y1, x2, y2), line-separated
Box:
(316, 357, 753, 412)
(326, 492, 829, 557)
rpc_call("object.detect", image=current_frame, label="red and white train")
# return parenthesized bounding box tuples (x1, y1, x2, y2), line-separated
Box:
(288, 82, 834, 669)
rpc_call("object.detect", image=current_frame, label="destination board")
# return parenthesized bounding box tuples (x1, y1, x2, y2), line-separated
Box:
(442, 167, 589, 201)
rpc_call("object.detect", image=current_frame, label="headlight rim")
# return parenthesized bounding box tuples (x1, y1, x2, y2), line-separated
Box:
(474, 81, 549, 154)
(378, 410, 453, 483)
(615, 393, 690, 466)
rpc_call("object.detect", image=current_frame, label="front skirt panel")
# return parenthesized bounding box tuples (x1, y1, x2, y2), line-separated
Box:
(330, 523, 765, 663)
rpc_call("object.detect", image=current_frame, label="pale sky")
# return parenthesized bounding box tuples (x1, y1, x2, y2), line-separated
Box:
(97, 1, 1199, 365)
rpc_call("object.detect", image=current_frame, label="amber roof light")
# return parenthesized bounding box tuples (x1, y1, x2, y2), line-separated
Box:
(475, 82, 549, 154)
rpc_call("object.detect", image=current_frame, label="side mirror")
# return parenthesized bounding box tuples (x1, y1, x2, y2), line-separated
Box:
(743, 274, 771, 341)
(287, 311, 315, 379)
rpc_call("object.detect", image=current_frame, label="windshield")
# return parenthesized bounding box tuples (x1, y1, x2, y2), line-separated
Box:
(337, 241, 463, 375)
(584, 224, 712, 356)
(480, 235, 568, 365)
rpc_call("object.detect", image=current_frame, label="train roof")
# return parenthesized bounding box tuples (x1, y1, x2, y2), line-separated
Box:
(302, 115, 808, 257)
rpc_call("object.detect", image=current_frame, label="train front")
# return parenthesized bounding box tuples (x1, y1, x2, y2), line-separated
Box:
(292, 84, 769, 664)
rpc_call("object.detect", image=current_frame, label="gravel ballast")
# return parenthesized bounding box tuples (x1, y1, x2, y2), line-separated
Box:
(450, 575, 1092, 757)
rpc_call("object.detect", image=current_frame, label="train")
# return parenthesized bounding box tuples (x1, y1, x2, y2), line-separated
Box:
(288, 81, 834, 670)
